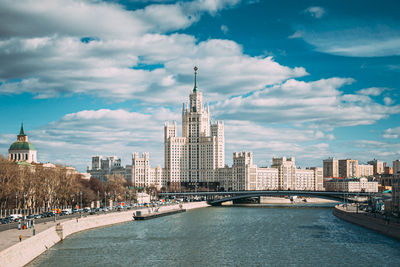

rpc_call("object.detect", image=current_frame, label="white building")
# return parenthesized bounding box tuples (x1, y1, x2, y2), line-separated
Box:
(325, 177, 378, 192)
(127, 152, 163, 189)
(8, 124, 37, 163)
(88, 155, 124, 182)
(164, 67, 224, 190)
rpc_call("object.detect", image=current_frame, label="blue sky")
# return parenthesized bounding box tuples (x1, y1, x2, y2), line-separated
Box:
(0, 0, 399, 171)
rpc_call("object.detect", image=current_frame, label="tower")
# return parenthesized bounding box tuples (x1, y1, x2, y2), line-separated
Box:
(8, 123, 37, 163)
(164, 67, 225, 189)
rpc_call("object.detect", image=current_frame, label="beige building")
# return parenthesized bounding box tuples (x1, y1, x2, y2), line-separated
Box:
(126, 153, 163, 189)
(272, 157, 296, 190)
(323, 158, 339, 178)
(88, 155, 124, 182)
(338, 159, 358, 178)
(325, 177, 378, 192)
(271, 157, 322, 191)
(358, 164, 374, 177)
(164, 67, 224, 190)
(367, 159, 384, 175)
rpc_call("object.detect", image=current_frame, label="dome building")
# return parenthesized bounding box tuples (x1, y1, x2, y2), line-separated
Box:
(8, 124, 37, 163)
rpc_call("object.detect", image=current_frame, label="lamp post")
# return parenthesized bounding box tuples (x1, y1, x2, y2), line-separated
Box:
(16, 192, 18, 211)
(23, 193, 26, 216)
(104, 191, 107, 209)
(80, 191, 82, 218)
(54, 192, 57, 222)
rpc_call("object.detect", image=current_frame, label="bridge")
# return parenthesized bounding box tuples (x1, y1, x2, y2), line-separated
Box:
(159, 190, 377, 206)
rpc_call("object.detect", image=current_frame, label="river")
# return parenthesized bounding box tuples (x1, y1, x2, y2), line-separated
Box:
(27, 207, 400, 266)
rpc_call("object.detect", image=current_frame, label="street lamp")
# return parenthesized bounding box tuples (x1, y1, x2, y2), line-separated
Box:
(80, 191, 82, 217)
(54, 192, 57, 222)
(16, 192, 18, 211)
(23, 193, 26, 216)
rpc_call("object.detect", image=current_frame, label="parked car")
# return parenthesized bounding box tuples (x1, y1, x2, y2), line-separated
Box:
(1, 218, 10, 224)
(8, 214, 23, 222)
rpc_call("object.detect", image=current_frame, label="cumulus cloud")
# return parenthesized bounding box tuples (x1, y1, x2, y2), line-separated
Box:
(213, 78, 400, 128)
(356, 87, 386, 96)
(304, 6, 325, 19)
(383, 127, 400, 139)
(0, 0, 306, 103)
(296, 23, 400, 57)
(0, 108, 182, 170)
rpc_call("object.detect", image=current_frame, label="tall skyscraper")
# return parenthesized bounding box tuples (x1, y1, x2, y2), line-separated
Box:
(164, 67, 224, 189)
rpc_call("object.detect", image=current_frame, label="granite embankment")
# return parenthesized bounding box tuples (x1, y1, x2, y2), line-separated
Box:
(333, 204, 400, 240)
(0, 202, 209, 267)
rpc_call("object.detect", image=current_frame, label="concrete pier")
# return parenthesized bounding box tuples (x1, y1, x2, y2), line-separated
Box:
(0, 202, 209, 267)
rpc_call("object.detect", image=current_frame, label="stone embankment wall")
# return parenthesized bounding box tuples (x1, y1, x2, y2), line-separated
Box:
(0, 202, 209, 267)
(333, 205, 400, 240)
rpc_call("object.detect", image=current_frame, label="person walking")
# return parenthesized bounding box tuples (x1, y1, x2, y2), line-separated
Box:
(19, 235, 22, 242)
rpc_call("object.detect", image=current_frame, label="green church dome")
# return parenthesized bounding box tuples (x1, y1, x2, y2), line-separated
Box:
(9, 141, 36, 151)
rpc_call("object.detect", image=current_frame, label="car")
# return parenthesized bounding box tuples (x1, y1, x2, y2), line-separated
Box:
(26, 214, 36, 219)
(1, 218, 10, 224)
(8, 214, 23, 221)
(34, 214, 42, 219)
(83, 207, 91, 213)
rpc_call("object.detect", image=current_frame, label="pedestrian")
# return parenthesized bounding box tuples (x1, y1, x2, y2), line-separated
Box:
(19, 235, 22, 242)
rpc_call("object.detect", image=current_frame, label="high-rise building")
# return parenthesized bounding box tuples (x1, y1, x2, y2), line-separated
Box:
(323, 158, 339, 178)
(393, 159, 400, 174)
(88, 155, 124, 182)
(338, 159, 358, 178)
(164, 67, 224, 190)
(367, 159, 384, 175)
(272, 157, 296, 190)
(358, 164, 374, 177)
(8, 124, 37, 163)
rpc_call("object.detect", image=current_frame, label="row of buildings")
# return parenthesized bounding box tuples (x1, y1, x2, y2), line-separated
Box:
(87, 68, 322, 192)
(323, 158, 399, 178)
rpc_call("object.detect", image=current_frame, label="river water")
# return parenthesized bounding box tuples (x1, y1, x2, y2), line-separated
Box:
(28, 207, 400, 266)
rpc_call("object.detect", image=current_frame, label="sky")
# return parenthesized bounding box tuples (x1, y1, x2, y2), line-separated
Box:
(0, 0, 399, 171)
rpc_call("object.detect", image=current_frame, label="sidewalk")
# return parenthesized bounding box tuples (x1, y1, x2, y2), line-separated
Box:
(0, 218, 72, 252)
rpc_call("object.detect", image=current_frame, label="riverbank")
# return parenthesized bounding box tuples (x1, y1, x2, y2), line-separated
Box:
(0, 202, 209, 267)
(333, 204, 400, 240)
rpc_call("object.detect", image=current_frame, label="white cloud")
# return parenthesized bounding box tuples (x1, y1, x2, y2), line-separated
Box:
(356, 87, 386, 96)
(304, 6, 325, 19)
(384, 97, 394, 105)
(221, 25, 229, 34)
(213, 77, 400, 128)
(383, 127, 400, 139)
(296, 24, 400, 57)
(0, 0, 306, 104)
(288, 30, 304, 39)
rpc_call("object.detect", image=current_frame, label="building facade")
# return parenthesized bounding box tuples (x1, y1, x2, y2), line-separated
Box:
(325, 177, 378, 192)
(323, 158, 339, 178)
(8, 124, 37, 163)
(164, 67, 224, 190)
(338, 159, 358, 178)
(393, 160, 400, 175)
(367, 159, 384, 175)
(88, 155, 124, 182)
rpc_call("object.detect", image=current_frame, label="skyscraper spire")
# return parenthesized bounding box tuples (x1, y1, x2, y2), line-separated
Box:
(19, 122, 25, 136)
(193, 66, 198, 92)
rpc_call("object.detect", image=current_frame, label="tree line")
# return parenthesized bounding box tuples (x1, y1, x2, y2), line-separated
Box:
(0, 155, 152, 210)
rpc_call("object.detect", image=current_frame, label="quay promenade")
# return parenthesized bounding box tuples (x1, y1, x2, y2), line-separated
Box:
(333, 204, 400, 240)
(0, 202, 209, 267)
